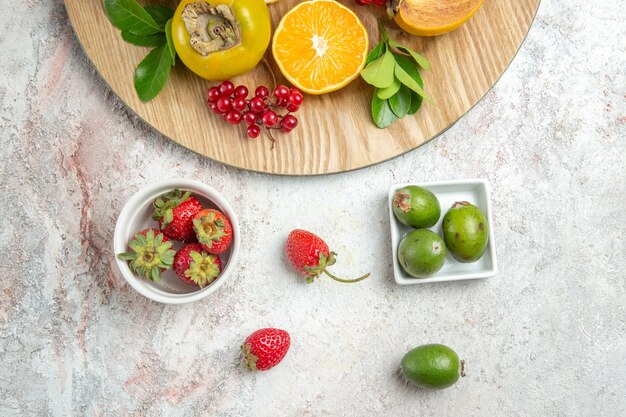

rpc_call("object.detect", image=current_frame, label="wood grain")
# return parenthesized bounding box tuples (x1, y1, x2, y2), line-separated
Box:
(64, 0, 540, 175)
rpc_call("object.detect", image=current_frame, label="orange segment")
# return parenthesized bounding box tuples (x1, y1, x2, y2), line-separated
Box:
(395, 0, 484, 37)
(272, 0, 368, 95)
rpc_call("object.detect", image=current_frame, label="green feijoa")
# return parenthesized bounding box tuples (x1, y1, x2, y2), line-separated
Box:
(442, 201, 489, 263)
(397, 229, 446, 277)
(401, 344, 463, 390)
(392, 186, 441, 228)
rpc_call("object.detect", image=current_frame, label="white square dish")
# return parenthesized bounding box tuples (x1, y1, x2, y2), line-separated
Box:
(389, 179, 498, 285)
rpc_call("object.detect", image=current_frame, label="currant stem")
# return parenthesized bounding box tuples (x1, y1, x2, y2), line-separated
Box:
(266, 129, 277, 149)
(322, 269, 370, 283)
(261, 58, 277, 91)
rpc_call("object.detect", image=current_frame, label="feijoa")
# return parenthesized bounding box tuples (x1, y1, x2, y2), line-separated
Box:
(392, 186, 441, 228)
(398, 229, 446, 277)
(442, 201, 489, 263)
(401, 344, 463, 390)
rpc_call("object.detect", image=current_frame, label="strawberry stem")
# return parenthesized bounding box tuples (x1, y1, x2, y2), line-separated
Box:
(322, 269, 370, 283)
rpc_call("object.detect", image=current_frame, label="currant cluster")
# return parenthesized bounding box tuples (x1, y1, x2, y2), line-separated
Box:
(207, 81, 303, 139)
(355, 0, 387, 6)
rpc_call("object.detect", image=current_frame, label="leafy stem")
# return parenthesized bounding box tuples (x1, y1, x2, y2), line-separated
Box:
(104, 0, 177, 102)
(377, 18, 389, 43)
(360, 19, 432, 128)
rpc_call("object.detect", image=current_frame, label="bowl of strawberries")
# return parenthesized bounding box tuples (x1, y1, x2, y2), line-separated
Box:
(114, 178, 240, 304)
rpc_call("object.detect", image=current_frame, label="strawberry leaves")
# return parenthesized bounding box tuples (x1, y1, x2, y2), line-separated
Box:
(152, 189, 191, 228)
(117, 229, 175, 282)
(360, 19, 432, 128)
(104, 0, 177, 102)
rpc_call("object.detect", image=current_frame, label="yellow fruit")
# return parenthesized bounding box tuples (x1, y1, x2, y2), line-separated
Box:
(272, 0, 368, 95)
(394, 0, 484, 37)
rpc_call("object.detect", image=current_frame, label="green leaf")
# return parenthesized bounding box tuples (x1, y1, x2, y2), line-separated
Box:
(372, 91, 398, 129)
(377, 78, 401, 100)
(104, 0, 162, 35)
(144, 5, 174, 29)
(150, 267, 161, 282)
(389, 39, 430, 70)
(394, 53, 424, 88)
(165, 19, 176, 64)
(117, 251, 137, 261)
(134, 45, 172, 102)
(121, 30, 166, 47)
(394, 55, 432, 104)
(407, 90, 423, 115)
(365, 42, 385, 66)
(360, 50, 396, 89)
(389, 85, 412, 118)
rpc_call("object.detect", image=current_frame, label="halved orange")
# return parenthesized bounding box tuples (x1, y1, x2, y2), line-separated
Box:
(394, 0, 484, 37)
(272, 0, 368, 95)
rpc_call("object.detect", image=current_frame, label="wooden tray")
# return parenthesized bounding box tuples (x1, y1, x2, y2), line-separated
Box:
(65, 0, 540, 175)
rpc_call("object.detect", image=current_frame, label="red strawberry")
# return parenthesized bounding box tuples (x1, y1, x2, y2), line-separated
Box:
(192, 209, 233, 254)
(173, 243, 223, 288)
(152, 189, 203, 242)
(241, 328, 290, 371)
(117, 228, 175, 281)
(286, 229, 370, 284)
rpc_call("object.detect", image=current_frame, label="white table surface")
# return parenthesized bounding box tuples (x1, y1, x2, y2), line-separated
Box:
(0, 0, 624, 415)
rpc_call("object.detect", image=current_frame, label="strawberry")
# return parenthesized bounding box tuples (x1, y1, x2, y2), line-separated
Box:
(152, 189, 203, 242)
(117, 228, 175, 281)
(285, 229, 370, 284)
(241, 328, 290, 371)
(173, 243, 223, 288)
(192, 209, 233, 254)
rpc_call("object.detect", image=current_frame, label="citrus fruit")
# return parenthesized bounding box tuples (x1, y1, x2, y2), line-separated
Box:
(393, 0, 484, 37)
(272, 0, 368, 95)
(392, 186, 441, 228)
(401, 344, 463, 390)
(397, 229, 446, 277)
(442, 201, 489, 263)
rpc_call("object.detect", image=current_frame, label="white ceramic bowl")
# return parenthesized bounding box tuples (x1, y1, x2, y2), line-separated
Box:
(389, 179, 498, 285)
(113, 178, 241, 304)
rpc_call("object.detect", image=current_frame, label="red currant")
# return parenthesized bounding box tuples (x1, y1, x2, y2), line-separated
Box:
(255, 86, 270, 99)
(225, 110, 243, 125)
(281, 114, 298, 131)
(249, 97, 266, 113)
(207, 87, 221, 103)
(207, 82, 304, 141)
(216, 97, 232, 113)
(243, 111, 258, 126)
(356, 0, 372, 4)
(232, 97, 247, 112)
(289, 92, 304, 107)
(372, 0, 386, 6)
(233, 85, 249, 98)
(247, 125, 261, 139)
(208, 102, 221, 114)
(261, 110, 278, 127)
(274, 85, 290, 100)
(219, 80, 235, 96)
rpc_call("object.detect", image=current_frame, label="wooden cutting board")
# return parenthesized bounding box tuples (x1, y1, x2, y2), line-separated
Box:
(65, 0, 540, 175)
